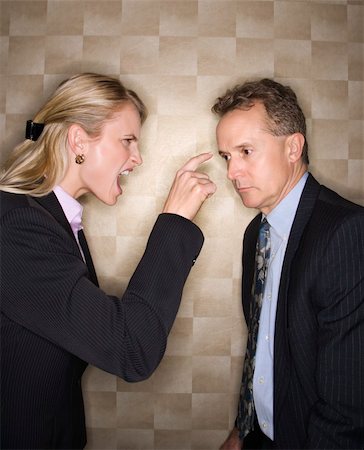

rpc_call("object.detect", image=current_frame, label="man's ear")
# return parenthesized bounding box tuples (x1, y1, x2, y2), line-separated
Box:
(287, 133, 305, 163)
(67, 124, 87, 157)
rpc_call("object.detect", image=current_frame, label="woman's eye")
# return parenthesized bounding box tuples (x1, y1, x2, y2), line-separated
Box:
(122, 139, 133, 146)
(243, 148, 252, 156)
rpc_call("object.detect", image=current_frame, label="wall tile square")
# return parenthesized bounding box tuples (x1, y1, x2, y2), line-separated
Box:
(192, 356, 230, 393)
(348, 159, 364, 200)
(236, 38, 274, 79)
(159, 37, 197, 76)
(236, 1, 274, 39)
(154, 430, 191, 450)
(117, 392, 154, 429)
(312, 80, 348, 120)
(120, 36, 159, 75)
(83, 1, 122, 36)
(9, 1, 47, 36)
(193, 317, 231, 356)
(348, 4, 364, 43)
(349, 120, 364, 159)
(117, 429, 154, 449)
(310, 119, 348, 160)
(349, 43, 364, 81)
(5, 75, 44, 114)
(310, 159, 349, 199)
(160, 0, 198, 37)
(8, 36, 45, 75)
(274, 39, 311, 79)
(312, 41, 348, 81)
(165, 317, 193, 356)
(349, 81, 364, 119)
(193, 195, 235, 238)
(198, 0, 236, 37)
(153, 356, 192, 393)
(85, 428, 117, 450)
(1, 113, 28, 164)
(84, 391, 117, 428)
(192, 393, 229, 429)
(192, 277, 233, 318)
(274, 1, 311, 40)
(157, 76, 197, 116)
(191, 429, 229, 449)
(121, 0, 160, 36)
(311, 3, 347, 42)
(45, 36, 83, 74)
(198, 37, 236, 76)
(0, 1, 11, 36)
(46, 0, 84, 36)
(0, 37, 9, 75)
(154, 393, 192, 430)
(82, 36, 121, 74)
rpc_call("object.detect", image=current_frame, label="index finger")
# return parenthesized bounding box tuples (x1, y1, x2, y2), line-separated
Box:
(180, 152, 213, 172)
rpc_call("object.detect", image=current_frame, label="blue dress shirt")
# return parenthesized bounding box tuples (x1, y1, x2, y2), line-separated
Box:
(253, 172, 308, 440)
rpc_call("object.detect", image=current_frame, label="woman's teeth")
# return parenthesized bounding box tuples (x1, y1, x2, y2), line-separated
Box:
(120, 170, 130, 176)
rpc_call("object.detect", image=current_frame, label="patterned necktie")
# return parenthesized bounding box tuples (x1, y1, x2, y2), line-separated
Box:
(237, 218, 271, 439)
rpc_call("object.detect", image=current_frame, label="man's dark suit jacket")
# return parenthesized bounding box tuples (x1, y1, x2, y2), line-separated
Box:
(0, 191, 203, 449)
(241, 174, 364, 449)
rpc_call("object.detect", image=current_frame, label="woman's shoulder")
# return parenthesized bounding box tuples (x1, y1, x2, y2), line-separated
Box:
(0, 191, 30, 218)
(0, 191, 57, 229)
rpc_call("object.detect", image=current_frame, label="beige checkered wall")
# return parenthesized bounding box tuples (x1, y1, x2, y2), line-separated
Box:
(1, 0, 363, 449)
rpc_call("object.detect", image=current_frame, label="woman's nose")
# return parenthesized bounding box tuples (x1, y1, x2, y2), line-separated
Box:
(132, 149, 143, 166)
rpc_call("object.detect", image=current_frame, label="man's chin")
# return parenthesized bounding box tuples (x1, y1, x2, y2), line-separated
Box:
(237, 192, 257, 210)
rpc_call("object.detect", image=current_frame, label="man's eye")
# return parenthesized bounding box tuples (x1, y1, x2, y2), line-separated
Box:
(219, 153, 230, 161)
(243, 148, 252, 155)
(122, 139, 133, 145)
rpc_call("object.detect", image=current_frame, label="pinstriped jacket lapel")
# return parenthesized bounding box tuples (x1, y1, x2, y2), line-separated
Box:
(30, 192, 99, 286)
(273, 174, 321, 425)
(31, 192, 75, 240)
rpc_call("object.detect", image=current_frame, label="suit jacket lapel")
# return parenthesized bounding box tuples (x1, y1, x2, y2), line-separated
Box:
(30, 192, 99, 287)
(274, 173, 321, 422)
(31, 191, 75, 239)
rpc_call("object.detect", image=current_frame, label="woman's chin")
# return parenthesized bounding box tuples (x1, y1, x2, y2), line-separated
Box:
(93, 191, 120, 206)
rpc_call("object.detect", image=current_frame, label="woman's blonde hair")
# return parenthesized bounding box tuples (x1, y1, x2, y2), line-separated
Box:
(0, 73, 147, 196)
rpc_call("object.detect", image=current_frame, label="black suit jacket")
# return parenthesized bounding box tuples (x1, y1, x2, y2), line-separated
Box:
(241, 174, 364, 448)
(0, 191, 204, 449)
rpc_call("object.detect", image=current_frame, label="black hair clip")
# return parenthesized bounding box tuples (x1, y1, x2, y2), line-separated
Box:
(25, 120, 45, 141)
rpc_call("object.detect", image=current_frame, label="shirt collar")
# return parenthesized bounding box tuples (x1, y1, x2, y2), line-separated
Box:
(266, 172, 308, 239)
(53, 185, 83, 235)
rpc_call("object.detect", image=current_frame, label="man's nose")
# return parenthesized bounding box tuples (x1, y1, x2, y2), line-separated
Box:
(227, 158, 243, 181)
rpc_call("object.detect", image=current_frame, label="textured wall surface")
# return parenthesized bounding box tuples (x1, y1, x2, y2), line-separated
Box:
(1, 0, 363, 449)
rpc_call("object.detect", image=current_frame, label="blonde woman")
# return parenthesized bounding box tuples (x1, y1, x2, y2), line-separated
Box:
(0, 73, 216, 449)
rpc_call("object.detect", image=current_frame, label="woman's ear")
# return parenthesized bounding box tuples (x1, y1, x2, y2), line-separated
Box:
(287, 133, 305, 163)
(67, 124, 87, 157)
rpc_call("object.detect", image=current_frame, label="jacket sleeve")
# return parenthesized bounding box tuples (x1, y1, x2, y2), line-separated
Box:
(305, 212, 364, 448)
(0, 207, 203, 381)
